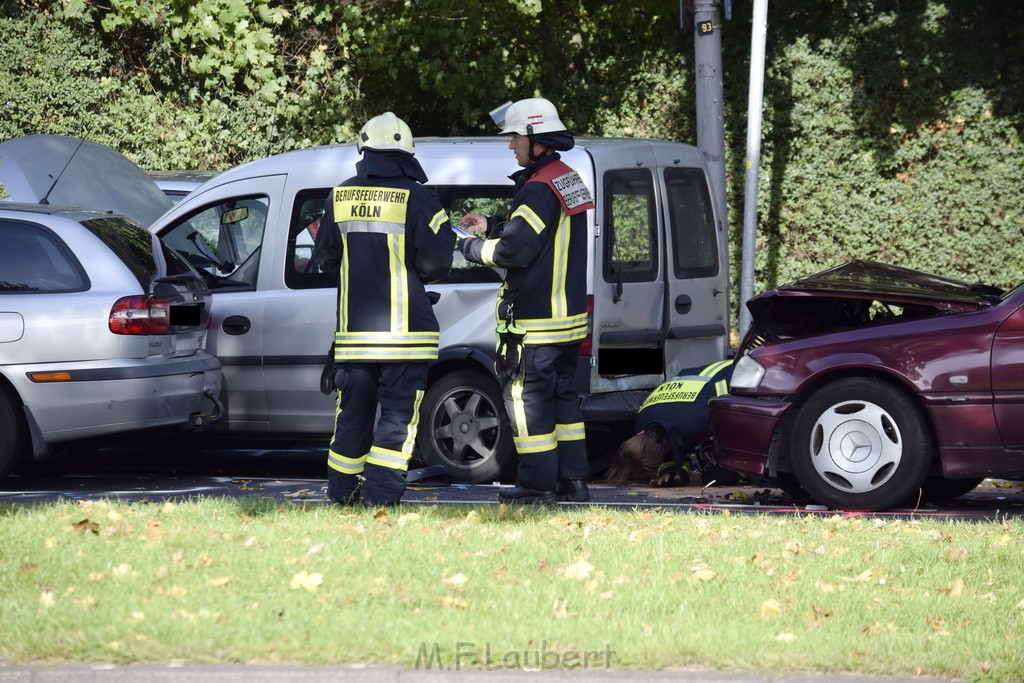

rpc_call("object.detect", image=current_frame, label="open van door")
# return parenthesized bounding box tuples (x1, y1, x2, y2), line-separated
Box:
(583, 140, 728, 402)
(657, 150, 730, 378)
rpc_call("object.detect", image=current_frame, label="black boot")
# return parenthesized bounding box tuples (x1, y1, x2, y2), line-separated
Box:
(497, 486, 557, 505)
(556, 478, 590, 503)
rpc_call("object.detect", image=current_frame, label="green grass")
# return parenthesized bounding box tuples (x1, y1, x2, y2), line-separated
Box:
(1, 499, 1022, 680)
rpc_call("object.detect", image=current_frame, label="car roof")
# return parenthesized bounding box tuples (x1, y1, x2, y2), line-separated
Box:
(0, 202, 129, 223)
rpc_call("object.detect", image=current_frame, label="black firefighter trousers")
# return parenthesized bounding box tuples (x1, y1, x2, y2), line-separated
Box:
(503, 344, 588, 491)
(327, 361, 427, 505)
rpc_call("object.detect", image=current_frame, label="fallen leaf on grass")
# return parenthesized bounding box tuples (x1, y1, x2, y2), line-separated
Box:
(39, 592, 55, 608)
(561, 558, 595, 580)
(397, 513, 421, 526)
(761, 599, 783, 618)
(445, 573, 469, 588)
(207, 577, 231, 588)
(289, 570, 323, 591)
(72, 519, 99, 535)
(437, 596, 468, 609)
(689, 563, 717, 583)
(628, 528, 654, 544)
(842, 566, 886, 583)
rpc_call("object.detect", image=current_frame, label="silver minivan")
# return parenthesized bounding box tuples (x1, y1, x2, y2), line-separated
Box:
(150, 137, 729, 482)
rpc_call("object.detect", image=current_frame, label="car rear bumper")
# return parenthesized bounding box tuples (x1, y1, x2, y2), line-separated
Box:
(708, 395, 791, 476)
(8, 352, 223, 444)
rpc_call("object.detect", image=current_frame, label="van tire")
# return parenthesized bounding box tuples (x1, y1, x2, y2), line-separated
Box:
(417, 370, 514, 484)
(0, 387, 29, 478)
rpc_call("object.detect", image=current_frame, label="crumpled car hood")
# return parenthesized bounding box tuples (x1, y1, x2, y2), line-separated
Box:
(0, 134, 171, 227)
(743, 260, 1004, 346)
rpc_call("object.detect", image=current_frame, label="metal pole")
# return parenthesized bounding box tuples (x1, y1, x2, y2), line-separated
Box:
(692, 0, 729, 316)
(738, 0, 769, 341)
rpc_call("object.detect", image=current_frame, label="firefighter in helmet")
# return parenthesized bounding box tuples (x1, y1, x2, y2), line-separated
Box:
(313, 112, 455, 506)
(457, 98, 593, 504)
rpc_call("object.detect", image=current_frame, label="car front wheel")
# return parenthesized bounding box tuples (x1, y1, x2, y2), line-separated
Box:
(789, 377, 933, 511)
(417, 370, 514, 483)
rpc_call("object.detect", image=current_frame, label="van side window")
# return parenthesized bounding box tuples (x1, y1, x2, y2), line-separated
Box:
(285, 188, 333, 290)
(161, 195, 269, 291)
(603, 169, 658, 283)
(428, 185, 506, 285)
(285, 185, 507, 290)
(665, 167, 719, 279)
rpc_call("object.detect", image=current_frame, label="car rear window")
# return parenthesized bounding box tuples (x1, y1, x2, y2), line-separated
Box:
(82, 216, 196, 289)
(0, 220, 85, 293)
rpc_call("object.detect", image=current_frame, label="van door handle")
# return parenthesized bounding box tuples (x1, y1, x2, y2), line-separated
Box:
(675, 295, 692, 315)
(222, 315, 251, 335)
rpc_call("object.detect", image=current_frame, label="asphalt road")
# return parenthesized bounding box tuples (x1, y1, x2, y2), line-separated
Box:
(2, 444, 1023, 520)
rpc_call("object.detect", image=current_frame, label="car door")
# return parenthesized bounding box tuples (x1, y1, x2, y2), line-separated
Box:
(156, 175, 286, 430)
(990, 300, 1024, 456)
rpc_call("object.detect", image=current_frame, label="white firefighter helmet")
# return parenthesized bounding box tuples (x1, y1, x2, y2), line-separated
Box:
(489, 98, 567, 136)
(357, 112, 415, 155)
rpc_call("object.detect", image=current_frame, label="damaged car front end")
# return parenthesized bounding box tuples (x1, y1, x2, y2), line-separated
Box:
(709, 259, 1020, 510)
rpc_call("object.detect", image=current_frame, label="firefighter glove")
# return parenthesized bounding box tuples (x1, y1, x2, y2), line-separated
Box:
(495, 320, 527, 380)
(320, 344, 337, 394)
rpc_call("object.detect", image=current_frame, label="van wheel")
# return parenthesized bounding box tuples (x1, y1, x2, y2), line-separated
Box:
(789, 377, 932, 511)
(417, 370, 514, 483)
(0, 387, 29, 478)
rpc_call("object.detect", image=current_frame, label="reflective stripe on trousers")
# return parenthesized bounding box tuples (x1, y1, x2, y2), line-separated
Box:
(503, 344, 588, 490)
(327, 361, 426, 504)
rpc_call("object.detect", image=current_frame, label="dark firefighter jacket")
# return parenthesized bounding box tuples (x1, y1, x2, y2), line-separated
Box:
(313, 150, 455, 362)
(636, 359, 734, 477)
(460, 153, 594, 346)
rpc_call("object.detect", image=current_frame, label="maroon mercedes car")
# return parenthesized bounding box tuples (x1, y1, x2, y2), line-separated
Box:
(709, 259, 1023, 511)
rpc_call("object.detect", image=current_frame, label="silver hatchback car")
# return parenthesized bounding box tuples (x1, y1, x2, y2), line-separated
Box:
(0, 204, 223, 477)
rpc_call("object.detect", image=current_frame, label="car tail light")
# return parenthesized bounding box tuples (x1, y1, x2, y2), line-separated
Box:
(109, 295, 171, 335)
(579, 295, 594, 357)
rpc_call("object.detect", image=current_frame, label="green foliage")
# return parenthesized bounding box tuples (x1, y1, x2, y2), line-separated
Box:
(3, 0, 1024, 326)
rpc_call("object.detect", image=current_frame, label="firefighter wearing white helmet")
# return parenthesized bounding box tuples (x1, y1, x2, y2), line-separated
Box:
(357, 111, 415, 155)
(313, 111, 454, 506)
(457, 97, 594, 504)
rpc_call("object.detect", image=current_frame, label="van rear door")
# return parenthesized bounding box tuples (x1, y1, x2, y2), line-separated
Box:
(584, 141, 728, 399)
(656, 146, 729, 377)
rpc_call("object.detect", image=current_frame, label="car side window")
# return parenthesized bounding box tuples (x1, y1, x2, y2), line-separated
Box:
(0, 220, 85, 293)
(603, 168, 658, 283)
(285, 188, 333, 290)
(160, 196, 269, 291)
(665, 167, 719, 279)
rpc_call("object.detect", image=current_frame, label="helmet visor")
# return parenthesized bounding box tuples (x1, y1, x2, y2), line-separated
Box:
(489, 101, 514, 132)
